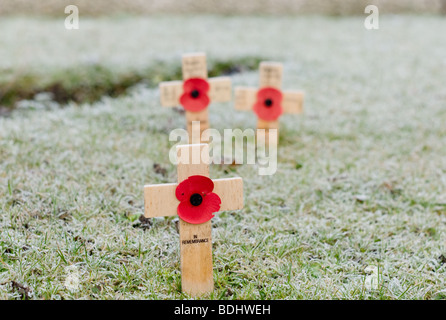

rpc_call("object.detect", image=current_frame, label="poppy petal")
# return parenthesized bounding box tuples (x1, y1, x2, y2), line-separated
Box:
(253, 101, 283, 121)
(176, 175, 215, 202)
(176, 179, 191, 202)
(180, 93, 210, 112)
(201, 192, 221, 214)
(186, 175, 215, 194)
(257, 87, 282, 102)
(183, 78, 210, 93)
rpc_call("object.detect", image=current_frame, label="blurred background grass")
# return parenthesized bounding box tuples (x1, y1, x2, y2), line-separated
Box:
(1, 0, 445, 113)
(1, 0, 445, 16)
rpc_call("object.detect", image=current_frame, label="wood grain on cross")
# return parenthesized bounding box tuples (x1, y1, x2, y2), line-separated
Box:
(234, 62, 304, 144)
(144, 144, 243, 296)
(159, 53, 232, 143)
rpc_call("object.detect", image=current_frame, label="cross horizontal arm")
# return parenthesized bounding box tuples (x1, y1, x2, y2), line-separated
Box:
(144, 183, 178, 218)
(143, 177, 243, 219)
(159, 77, 235, 108)
(283, 90, 304, 114)
(208, 77, 232, 102)
(213, 177, 244, 211)
(234, 86, 258, 111)
(159, 81, 182, 107)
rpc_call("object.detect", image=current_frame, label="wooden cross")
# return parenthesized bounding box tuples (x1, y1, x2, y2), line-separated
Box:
(159, 53, 232, 143)
(234, 62, 304, 144)
(144, 144, 244, 296)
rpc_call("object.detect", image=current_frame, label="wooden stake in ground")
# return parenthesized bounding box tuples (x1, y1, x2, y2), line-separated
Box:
(234, 62, 304, 144)
(159, 53, 232, 143)
(144, 144, 244, 296)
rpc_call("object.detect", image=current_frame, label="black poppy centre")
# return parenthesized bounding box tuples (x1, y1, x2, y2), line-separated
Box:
(190, 193, 203, 206)
(264, 98, 273, 107)
(191, 90, 200, 99)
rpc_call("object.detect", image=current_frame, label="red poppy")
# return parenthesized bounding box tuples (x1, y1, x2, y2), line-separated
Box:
(179, 78, 210, 112)
(175, 175, 221, 224)
(253, 87, 283, 121)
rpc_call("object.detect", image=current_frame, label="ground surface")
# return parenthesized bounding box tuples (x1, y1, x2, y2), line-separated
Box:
(0, 15, 445, 300)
